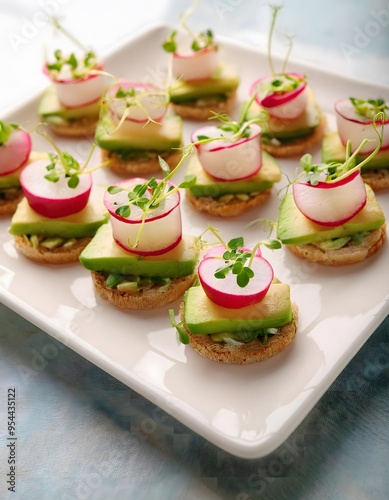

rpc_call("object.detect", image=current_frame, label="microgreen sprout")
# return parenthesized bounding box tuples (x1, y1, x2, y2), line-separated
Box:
(35, 124, 110, 188)
(46, 17, 108, 80)
(162, 0, 214, 55)
(196, 225, 281, 288)
(295, 112, 385, 186)
(350, 98, 388, 120)
(169, 309, 189, 344)
(106, 146, 196, 248)
(199, 92, 268, 143)
(257, 5, 305, 99)
(0, 121, 18, 146)
(103, 84, 170, 134)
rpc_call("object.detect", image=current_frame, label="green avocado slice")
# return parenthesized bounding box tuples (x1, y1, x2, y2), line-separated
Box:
(9, 187, 108, 238)
(322, 131, 389, 170)
(169, 64, 240, 104)
(38, 86, 101, 123)
(79, 223, 199, 278)
(244, 89, 322, 142)
(94, 109, 182, 152)
(186, 151, 281, 198)
(184, 284, 292, 335)
(277, 184, 385, 245)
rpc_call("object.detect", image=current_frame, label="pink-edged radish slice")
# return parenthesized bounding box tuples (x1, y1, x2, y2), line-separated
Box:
(172, 30, 219, 81)
(20, 159, 92, 218)
(335, 99, 389, 154)
(44, 63, 106, 109)
(107, 82, 168, 124)
(250, 73, 308, 120)
(203, 244, 262, 259)
(192, 123, 262, 181)
(0, 129, 32, 176)
(104, 178, 182, 256)
(198, 252, 274, 309)
(292, 170, 367, 227)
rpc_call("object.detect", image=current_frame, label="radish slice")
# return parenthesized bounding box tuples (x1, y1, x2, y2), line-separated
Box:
(107, 82, 168, 123)
(250, 73, 308, 120)
(335, 99, 389, 154)
(172, 31, 219, 81)
(44, 63, 106, 109)
(20, 159, 92, 218)
(198, 250, 274, 309)
(292, 170, 367, 226)
(104, 178, 182, 256)
(204, 244, 262, 259)
(0, 129, 31, 176)
(192, 123, 262, 181)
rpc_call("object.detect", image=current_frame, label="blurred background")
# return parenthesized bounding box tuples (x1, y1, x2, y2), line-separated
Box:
(1, 0, 388, 113)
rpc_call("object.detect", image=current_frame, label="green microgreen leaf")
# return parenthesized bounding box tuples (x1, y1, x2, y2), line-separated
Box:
(158, 156, 171, 176)
(67, 175, 79, 189)
(115, 205, 131, 218)
(169, 309, 189, 344)
(228, 237, 244, 250)
(44, 171, 60, 183)
(178, 175, 196, 189)
(107, 185, 124, 195)
(162, 30, 177, 53)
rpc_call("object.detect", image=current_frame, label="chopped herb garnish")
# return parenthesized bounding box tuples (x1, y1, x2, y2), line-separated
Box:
(197, 226, 281, 288)
(350, 97, 388, 120)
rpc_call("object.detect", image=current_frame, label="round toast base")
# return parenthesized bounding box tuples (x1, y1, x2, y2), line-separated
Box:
(101, 148, 181, 176)
(0, 189, 24, 216)
(287, 225, 386, 266)
(181, 303, 298, 365)
(47, 117, 98, 138)
(171, 91, 237, 121)
(185, 189, 271, 217)
(262, 115, 327, 158)
(14, 235, 92, 264)
(92, 271, 197, 310)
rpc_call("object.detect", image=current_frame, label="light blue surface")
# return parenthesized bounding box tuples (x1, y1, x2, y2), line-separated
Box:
(1, 1, 389, 498)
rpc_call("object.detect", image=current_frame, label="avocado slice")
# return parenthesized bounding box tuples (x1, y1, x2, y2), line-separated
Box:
(186, 151, 281, 198)
(244, 90, 322, 143)
(184, 284, 292, 335)
(277, 184, 385, 245)
(38, 86, 101, 123)
(9, 187, 108, 238)
(79, 223, 199, 278)
(94, 109, 182, 153)
(170, 64, 239, 104)
(0, 151, 48, 189)
(322, 131, 389, 170)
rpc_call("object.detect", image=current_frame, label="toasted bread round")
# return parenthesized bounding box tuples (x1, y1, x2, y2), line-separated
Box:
(14, 235, 92, 264)
(91, 271, 197, 310)
(0, 188, 24, 216)
(171, 91, 237, 121)
(47, 117, 98, 138)
(101, 148, 181, 176)
(287, 225, 386, 266)
(185, 189, 271, 217)
(262, 115, 327, 158)
(180, 303, 298, 365)
(361, 169, 389, 192)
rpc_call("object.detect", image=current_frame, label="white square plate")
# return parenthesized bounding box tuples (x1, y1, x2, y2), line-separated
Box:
(1, 24, 388, 458)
